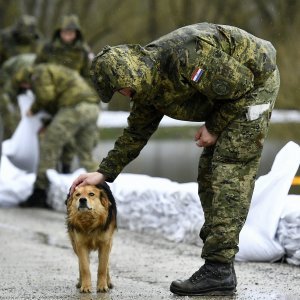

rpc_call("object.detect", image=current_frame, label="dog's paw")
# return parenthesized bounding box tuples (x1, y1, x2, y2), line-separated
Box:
(97, 284, 109, 293)
(108, 282, 114, 289)
(80, 285, 92, 293)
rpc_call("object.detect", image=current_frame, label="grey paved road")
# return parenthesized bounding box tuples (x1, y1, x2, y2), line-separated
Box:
(0, 208, 299, 300)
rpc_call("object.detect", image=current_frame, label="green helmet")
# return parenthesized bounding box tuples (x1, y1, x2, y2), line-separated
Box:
(13, 15, 40, 41)
(90, 44, 156, 103)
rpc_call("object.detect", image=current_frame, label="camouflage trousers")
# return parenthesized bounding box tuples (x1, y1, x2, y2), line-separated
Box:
(198, 68, 280, 263)
(35, 102, 100, 190)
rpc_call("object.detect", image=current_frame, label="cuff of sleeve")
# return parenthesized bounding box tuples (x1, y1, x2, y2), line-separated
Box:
(97, 168, 117, 183)
(205, 113, 228, 136)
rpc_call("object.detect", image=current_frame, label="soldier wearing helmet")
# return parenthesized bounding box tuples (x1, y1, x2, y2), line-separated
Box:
(35, 14, 93, 80)
(0, 15, 43, 66)
(71, 23, 280, 296)
(34, 14, 94, 173)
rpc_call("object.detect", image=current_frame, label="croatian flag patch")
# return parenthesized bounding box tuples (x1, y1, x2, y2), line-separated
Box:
(191, 67, 204, 82)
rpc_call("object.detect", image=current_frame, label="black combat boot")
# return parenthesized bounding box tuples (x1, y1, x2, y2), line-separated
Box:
(19, 188, 50, 208)
(170, 260, 236, 296)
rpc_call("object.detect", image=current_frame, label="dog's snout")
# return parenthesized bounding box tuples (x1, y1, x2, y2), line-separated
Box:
(77, 197, 91, 211)
(79, 198, 87, 204)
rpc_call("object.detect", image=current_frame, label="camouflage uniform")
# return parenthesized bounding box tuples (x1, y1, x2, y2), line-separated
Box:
(34, 14, 94, 170)
(0, 53, 36, 139)
(35, 14, 93, 79)
(0, 15, 43, 66)
(14, 63, 100, 190)
(90, 23, 280, 263)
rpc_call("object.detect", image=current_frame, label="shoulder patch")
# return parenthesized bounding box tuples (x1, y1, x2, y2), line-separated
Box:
(211, 78, 231, 96)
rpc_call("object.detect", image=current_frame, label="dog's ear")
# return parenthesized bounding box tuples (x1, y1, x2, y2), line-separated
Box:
(96, 182, 116, 204)
(99, 190, 111, 209)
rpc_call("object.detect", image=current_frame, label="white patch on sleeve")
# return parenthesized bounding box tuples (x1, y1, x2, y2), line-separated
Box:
(246, 103, 270, 121)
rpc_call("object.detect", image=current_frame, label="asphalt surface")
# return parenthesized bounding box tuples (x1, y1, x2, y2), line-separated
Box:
(0, 207, 299, 300)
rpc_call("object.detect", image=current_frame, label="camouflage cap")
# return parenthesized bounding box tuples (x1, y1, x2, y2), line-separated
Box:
(90, 44, 156, 103)
(59, 14, 81, 31)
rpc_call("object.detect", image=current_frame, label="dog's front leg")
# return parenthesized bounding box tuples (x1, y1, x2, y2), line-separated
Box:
(76, 266, 81, 289)
(97, 240, 112, 292)
(77, 246, 91, 293)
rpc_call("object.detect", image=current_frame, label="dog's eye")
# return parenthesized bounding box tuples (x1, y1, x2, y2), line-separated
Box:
(88, 192, 95, 196)
(75, 193, 80, 197)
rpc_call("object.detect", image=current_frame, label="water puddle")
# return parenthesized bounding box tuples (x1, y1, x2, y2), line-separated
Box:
(0, 222, 69, 249)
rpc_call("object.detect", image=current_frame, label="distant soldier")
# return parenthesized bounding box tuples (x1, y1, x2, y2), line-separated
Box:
(0, 53, 36, 139)
(12, 64, 100, 208)
(35, 14, 95, 172)
(0, 15, 43, 66)
(71, 23, 280, 296)
(35, 14, 93, 80)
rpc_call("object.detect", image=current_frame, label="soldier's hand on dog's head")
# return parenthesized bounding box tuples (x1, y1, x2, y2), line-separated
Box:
(70, 172, 106, 194)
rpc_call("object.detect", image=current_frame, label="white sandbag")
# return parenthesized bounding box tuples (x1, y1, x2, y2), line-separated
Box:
(110, 173, 204, 245)
(46, 168, 87, 212)
(276, 195, 300, 265)
(0, 156, 35, 207)
(2, 91, 49, 173)
(236, 141, 300, 262)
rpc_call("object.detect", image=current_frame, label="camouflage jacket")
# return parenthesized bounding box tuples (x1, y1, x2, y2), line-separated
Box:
(92, 23, 277, 181)
(35, 39, 92, 78)
(28, 64, 98, 115)
(35, 15, 93, 79)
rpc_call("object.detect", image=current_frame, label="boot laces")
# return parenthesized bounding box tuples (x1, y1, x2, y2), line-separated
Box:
(189, 264, 211, 283)
(190, 263, 227, 283)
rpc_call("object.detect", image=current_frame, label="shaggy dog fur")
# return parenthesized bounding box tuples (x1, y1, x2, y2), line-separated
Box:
(65, 183, 117, 293)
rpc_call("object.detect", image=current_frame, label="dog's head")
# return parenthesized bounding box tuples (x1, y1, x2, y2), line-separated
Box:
(66, 183, 117, 231)
(68, 185, 108, 212)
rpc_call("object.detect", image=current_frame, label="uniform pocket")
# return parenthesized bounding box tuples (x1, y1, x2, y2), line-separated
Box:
(214, 114, 268, 163)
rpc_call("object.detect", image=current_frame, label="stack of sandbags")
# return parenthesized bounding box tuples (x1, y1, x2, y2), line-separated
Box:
(276, 195, 300, 265)
(110, 173, 204, 245)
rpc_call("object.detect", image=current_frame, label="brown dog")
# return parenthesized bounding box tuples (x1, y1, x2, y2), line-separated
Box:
(65, 183, 117, 293)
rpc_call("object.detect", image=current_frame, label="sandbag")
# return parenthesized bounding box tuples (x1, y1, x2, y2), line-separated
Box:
(0, 156, 35, 207)
(276, 195, 300, 265)
(236, 141, 300, 262)
(2, 91, 49, 173)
